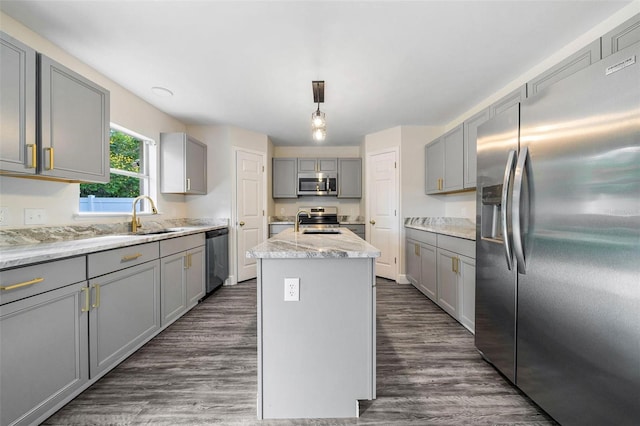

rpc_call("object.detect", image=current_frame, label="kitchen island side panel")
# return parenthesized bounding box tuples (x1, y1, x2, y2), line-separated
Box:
(258, 257, 375, 419)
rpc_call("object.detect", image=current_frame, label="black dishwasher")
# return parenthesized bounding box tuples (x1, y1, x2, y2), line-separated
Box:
(205, 228, 229, 295)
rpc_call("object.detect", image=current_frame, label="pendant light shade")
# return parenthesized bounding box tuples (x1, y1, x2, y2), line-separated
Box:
(311, 81, 326, 141)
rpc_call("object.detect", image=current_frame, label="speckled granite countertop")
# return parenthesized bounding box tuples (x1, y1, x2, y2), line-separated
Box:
(404, 217, 476, 241)
(0, 218, 228, 269)
(269, 216, 365, 225)
(247, 228, 380, 259)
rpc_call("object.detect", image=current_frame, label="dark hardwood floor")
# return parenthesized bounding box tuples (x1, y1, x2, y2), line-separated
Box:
(43, 278, 556, 425)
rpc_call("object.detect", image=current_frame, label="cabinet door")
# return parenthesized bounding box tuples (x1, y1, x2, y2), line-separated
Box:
(527, 39, 600, 96)
(425, 138, 444, 194)
(490, 85, 526, 117)
(39, 54, 110, 183)
(419, 243, 437, 302)
(405, 239, 421, 286)
(1, 282, 88, 426)
(298, 158, 317, 172)
(337, 158, 362, 198)
(185, 136, 207, 194)
(437, 248, 458, 319)
(602, 13, 640, 58)
(186, 245, 205, 308)
(269, 223, 293, 237)
(89, 260, 160, 378)
(161, 252, 187, 326)
(317, 158, 337, 172)
(272, 158, 298, 198)
(463, 108, 490, 189)
(0, 31, 36, 175)
(442, 124, 464, 192)
(458, 255, 476, 333)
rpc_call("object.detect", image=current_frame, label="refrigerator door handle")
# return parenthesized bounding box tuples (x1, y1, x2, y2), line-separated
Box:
(512, 146, 529, 274)
(501, 149, 517, 270)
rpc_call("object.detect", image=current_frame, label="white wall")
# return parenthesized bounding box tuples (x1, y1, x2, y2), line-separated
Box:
(0, 12, 187, 227)
(272, 145, 362, 217)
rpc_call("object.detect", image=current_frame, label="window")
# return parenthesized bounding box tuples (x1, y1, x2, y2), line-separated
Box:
(79, 125, 156, 213)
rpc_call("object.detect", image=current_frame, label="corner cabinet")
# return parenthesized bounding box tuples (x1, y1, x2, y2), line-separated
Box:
(0, 31, 36, 175)
(272, 158, 298, 198)
(0, 32, 110, 182)
(337, 158, 362, 198)
(160, 132, 207, 194)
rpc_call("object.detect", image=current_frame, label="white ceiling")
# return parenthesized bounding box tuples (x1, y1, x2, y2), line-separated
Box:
(0, 1, 631, 146)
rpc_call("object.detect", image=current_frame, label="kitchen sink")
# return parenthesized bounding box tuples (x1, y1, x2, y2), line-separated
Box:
(302, 229, 342, 235)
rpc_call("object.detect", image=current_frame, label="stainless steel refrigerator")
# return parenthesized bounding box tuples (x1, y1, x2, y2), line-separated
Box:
(475, 43, 639, 425)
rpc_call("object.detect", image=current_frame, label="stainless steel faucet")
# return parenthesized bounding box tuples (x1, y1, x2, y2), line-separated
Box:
(295, 210, 311, 233)
(131, 195, 158, 233)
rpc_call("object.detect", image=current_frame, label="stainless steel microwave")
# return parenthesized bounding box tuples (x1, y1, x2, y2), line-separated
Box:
(297, 173, 337, 196)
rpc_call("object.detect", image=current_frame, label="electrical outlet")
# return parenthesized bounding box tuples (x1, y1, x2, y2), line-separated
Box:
(284, 278, 299, 302)
(280, 207, 285, 215)
(24, 208, 47, 225)
(0, 207, 9, 226)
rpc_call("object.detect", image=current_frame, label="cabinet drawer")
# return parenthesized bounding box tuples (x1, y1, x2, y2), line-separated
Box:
(340, 224, 365, 234)
(160, 233, 205, 257)
(405, 227, 437, 246)
(0, 256, 86, 305)
(437, 234, 475, 258)
(88, 242, 159, 278)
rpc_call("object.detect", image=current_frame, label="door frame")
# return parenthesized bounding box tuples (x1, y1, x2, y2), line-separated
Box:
(231, 147, 267, 285)
(365, 146, 400, 282)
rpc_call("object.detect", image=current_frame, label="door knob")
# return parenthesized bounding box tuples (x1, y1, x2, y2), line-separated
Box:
(239, 221, 245, 226)
(370, 219, 376, 225)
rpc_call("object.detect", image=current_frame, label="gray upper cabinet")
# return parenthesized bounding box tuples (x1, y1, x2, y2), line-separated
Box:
(298, 157, 337, 172)
(337, 158, 362, 198)
(272, 158, 298, 198)
(0, 31, 36, 175)
(602, 13, 640, 58)
(442, 124, 464, 192)
(463, 107, 491, 189)
(160, 132, 207, 194)
(39, 54, 110, 182)
(527, 39, 601, 97)
(425, 137, 444, 194)
(490, 85, 526, 117)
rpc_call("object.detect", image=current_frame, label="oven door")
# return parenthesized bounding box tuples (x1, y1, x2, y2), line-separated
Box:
(297, 173, 336, 195)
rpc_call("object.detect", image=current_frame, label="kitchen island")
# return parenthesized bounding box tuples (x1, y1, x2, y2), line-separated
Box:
(247, 228, 380, 419)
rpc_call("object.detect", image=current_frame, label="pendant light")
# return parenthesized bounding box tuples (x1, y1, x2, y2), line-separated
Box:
(311, 81, 326, 141)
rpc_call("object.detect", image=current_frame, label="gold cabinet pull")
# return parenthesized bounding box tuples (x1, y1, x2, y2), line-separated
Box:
(122, 253, 142, 262)
(414, 243, 420, 256)
(188, 253, 192, 268)
(92, 284, 100, 309)
(27, 144, 37, 168)
(0, 277, 44, 291)
(186, 178, 191, 191)
(183, 254, 189, 269)
(45, 147, 54, 170)
(451, 257, 459, 273)
(81, 287, 90, 312)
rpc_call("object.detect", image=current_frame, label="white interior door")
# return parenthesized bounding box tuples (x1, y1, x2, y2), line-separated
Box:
(236, 150, 264, 282)
(367, 149, 398, 280)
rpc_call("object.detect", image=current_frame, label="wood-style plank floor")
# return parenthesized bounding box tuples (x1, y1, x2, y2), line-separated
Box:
(43, 278, 556, 425)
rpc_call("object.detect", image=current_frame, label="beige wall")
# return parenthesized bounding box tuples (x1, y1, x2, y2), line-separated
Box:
(0, 12, 187, 227)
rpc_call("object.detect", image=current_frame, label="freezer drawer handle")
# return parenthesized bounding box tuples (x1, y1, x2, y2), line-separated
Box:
(502, 150, 517, 270)
(512, 146, 529, 274)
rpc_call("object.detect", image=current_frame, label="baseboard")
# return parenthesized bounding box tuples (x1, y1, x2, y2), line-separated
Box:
(396, 274, 410, 285)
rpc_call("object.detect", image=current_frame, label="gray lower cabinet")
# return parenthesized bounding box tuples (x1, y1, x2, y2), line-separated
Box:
(337, 158, 362, 198)
(0, 31, 36, 175)
(160, 234, 206, 327)
(340, 223, 365, 239)
(601, 13, 640, 58)
(405, 228, 476, 333)
(269, 223, 293, 237)
(39, 54, 110, 182)
(0, 257, 88, 426)
(527, 39, 600, 96)
(88, 259, 161, 378)
(272, 158, 298, 198)
(160, 132, 207, 194)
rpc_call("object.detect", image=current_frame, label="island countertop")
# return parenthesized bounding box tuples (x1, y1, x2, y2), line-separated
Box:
(247, 228, 380, 259)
